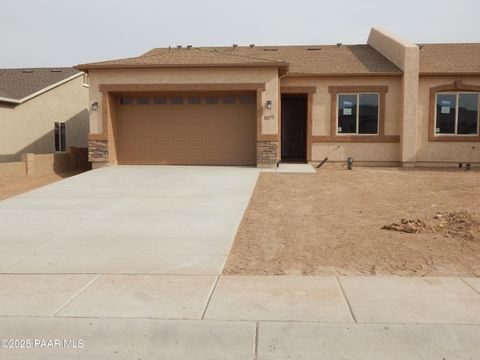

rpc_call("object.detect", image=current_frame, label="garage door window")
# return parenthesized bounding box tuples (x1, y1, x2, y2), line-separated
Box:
(172, 96, 184, 105)
(240, 95, 255, 104)
(154, 97, 167, 105)
(206, 96, 219, 104)
(120, 97, 134, 105)
(188, 96, 201, 104)
(223, 96, 236, 104)
(137, 97, 150, 105)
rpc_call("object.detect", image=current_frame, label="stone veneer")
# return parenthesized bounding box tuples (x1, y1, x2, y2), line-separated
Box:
(256, 141, 279, 167)
(88, 140, 108, 162)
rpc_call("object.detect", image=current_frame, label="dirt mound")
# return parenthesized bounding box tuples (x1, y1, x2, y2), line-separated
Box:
(383, 210, 480, 242)
(382, 219, 427, 234)
(432, 209, 480, 242)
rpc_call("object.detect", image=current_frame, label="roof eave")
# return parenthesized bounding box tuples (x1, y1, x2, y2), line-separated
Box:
(0, 96, 22, 104)
(420, 71, 480, 76)
(75, 62, 290, 71)
(285, 71, 403, 77)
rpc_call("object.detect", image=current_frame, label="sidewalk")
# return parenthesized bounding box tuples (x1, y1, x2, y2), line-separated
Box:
(0, 275, 479, 359)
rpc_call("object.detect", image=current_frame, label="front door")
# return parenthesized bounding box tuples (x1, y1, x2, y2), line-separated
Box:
(281, 94, 307, 162)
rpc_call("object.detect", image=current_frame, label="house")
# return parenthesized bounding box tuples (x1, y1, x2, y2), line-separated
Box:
(76, 28, 480, 168)
(0, 68, 89, 163)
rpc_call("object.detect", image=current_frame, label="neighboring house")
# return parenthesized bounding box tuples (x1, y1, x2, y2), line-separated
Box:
(76, 28, 480, 168)
(0, 68, 89, 162)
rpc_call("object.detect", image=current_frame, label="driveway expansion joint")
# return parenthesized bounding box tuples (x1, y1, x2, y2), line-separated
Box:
(335, 274, 358, 323)
(51, 274, 103, 316)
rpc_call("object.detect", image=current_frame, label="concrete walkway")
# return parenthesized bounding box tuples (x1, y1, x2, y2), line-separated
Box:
(0, 275, 478, 359)
(0, 167, 479, 359)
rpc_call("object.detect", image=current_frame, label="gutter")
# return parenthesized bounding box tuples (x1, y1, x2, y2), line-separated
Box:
(75, 62, 290, 72)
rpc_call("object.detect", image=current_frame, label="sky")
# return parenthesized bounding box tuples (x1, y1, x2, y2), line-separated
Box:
(0, 0, 479, 68)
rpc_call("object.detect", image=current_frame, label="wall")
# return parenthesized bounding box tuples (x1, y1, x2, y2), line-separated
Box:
(368, 27, 419, 165)
(416, 75, 480, 164)
(0, 149, 89, 185)
(88, 67, 279, 133)
(281, 75, 403, 163)
(0, 76, 89, 162)
(87, 67, 280, 166)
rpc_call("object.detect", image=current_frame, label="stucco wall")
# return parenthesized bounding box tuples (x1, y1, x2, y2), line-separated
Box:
(87, 67, 279, 136)
(281, 75, 402, 162)
(0, 76, 89, 162)
(368, 27, 419, 164)
(416, 75, 480, 163)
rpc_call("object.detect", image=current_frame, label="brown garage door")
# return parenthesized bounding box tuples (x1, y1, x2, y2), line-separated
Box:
(116, 93, 257, 165)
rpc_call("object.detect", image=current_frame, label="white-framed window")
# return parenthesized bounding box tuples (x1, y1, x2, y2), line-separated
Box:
(54, 122, 66, 152)
(337, 93, 379, 135)
(435, 92, 479, 136)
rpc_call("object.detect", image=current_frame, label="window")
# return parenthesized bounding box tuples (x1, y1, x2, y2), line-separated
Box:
(240, 95, 255, 104)
(54, 122, 66, 152)
(205, 96, 219, 104)
(120, 97, 133, 105)
(137, 96, 149, 105)
(223, 96, 236, 104)
(188, 96, 201, 104)
(171, 96, 184, 105)
(337, 93, 379, 134)
(154, 97, 167, 104)
(435, 92, 479, 135)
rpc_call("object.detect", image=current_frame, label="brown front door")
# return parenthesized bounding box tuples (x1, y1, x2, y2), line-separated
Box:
(281, 94, 307, 162)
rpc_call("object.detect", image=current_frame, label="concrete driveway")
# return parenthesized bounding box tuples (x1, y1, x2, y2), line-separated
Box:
(0, 165, 259, 275)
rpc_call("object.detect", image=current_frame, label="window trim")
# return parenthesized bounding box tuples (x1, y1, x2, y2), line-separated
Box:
(336, 92, 380, 135)
(429, 82, 480, 142)
(433, 91, 479, 137)
(328, 86, 388, 140)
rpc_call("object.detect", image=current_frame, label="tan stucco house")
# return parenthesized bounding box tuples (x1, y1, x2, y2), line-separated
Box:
(77, 28, 480, 168)
(0, 68, 89, 162)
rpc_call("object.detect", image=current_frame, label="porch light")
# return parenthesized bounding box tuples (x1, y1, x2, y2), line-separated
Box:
(266, 100, 272, 110)
(91, 102, 99, 111)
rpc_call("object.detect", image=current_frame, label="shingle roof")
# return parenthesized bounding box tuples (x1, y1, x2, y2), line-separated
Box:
(146, 45, 402, 75)
(77, 45, 402, 75)
(419, 43, 480, 74)
(77, 48, 289, 70)
(0, 67, 81, 103)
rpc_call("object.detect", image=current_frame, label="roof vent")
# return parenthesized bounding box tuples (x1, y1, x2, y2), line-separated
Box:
(336, 43, 342, 47)
(249, 44, 255, 48)
(263, 48, 278, 52)
(50, 69, 62, 72)
(22, 69, 34, 73)
(233, 44, 238, 49)
(306, 47, 322, 51)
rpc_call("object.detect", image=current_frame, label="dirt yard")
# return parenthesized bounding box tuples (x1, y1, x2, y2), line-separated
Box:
(224, 167, 480, 277)
(0, 172, 82, 201)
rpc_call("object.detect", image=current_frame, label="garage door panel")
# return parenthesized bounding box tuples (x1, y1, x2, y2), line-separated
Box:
(117, 93, 256, 165)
